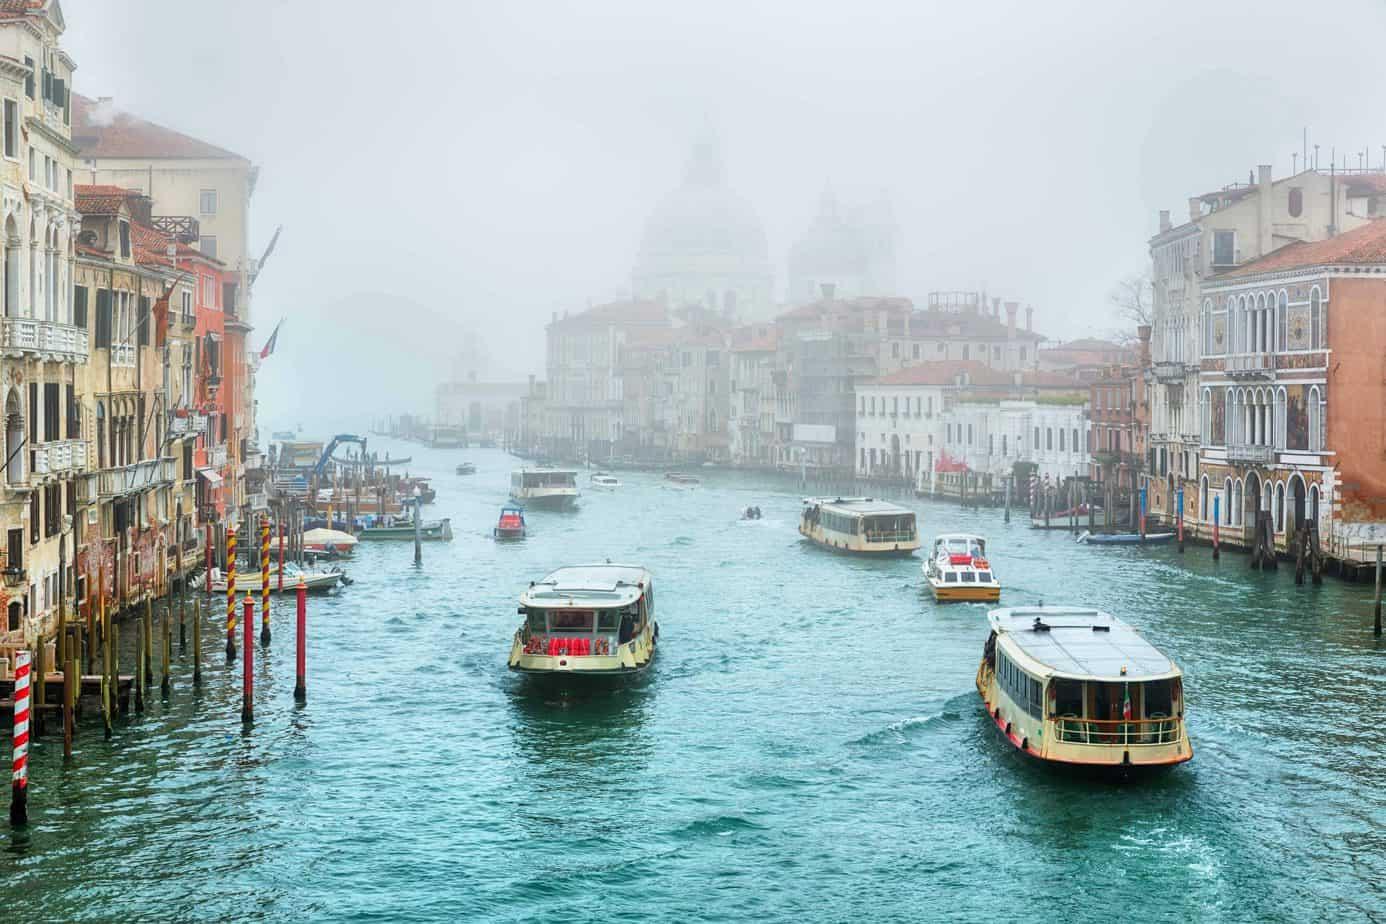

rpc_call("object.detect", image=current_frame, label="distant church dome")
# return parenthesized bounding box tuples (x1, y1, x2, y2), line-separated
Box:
(632, 139, 773, 320)
(789, 188, 868, 278)
(787, 185, 897, 304)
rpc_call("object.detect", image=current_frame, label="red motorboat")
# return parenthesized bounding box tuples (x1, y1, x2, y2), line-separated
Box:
(494, 505, 527, 540)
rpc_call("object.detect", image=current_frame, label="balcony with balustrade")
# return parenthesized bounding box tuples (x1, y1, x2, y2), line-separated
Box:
(1153, 360, 1194, 384)
(0, 317, 89, 363)
(1225, 443, 1274, 465)
(1225, 353, 1274, 380)
(111, 343, 136, 368)
(30, 440, 89, 479)
(90, 457, 178, 498)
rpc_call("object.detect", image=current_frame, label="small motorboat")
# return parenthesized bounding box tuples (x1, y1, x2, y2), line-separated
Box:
(664, 471, 700, 488)
(590, 472, 621, 489)
(1031, 505, 1100, 529)
(273, 528, 358, 558)
(358, 516, 454, 541)
(740, 506, 762, 520)
(456, 462, 477, 476)
(1077, 531, 1176, 545)
(925, 533, 1000, 602)
(209, 562, 348, 594)
(494, 505, 527, 540)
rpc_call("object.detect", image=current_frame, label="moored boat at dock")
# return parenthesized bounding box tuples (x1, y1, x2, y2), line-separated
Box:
(1077, 530, 1175, 545)
(210, 562, 348, 594)
(358, 516, 453, 541)
(975, 606, 1192, 773)
(798, 497, 920, 556)
(925, 533, 1000, 601)
(510, 468, 579, 509)
(508, 564, 658, 679)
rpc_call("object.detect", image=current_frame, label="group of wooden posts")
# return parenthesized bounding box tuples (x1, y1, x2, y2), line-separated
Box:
(8, 511, 312, 828)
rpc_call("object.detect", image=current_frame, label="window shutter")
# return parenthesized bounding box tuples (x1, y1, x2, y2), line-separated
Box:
(138, 296, 150, 346)
(73, 285, 88, 329)
(23, 57, 33, 99)
(95, 289, 111, 347)
(53, 78, 64, 108)
(41, 68, 50, 102)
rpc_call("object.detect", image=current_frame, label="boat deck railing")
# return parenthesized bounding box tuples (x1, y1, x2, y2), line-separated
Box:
(1054, 715, 1181, 746)
(864, 529, 917, 543)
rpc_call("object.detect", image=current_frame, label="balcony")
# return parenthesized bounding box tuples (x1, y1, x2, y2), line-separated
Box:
(31, 440, 88, 478)
(1226, 443, 1274, 465)
(1153, 360, 1192, 384)
(111, 343, 136, 368)
(1225, 353, 1274, 380)
(92, 457, 178, 498)
(209, 445, 228, 468)
(151, 215, 200, 244)
(0, 318, 89, 363)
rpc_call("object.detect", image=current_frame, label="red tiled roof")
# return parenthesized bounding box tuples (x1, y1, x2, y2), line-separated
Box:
(776, 295, 913, 322)
(1345, 174, 1386, 196)
(75, 242, 108, 259)
(74, 183, 135, 216)
(1221, 219, 1386, 278)
(71, 93, 246, 161)
(551, 299, 669, 330)
(0, 0, 44, 18)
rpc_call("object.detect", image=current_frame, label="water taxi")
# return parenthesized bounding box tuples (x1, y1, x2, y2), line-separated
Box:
(798, 497, 920, 556)
(494, 505, 526, 540)
(510, 468, 579, 509)
(664, 471, 700, 488)
(508, 564, 658, 679)
(975, 606, 1192, 773)
(456, 462, 477, 476)
(925, 534, 1000, 601)
(590, 472, 621, 489)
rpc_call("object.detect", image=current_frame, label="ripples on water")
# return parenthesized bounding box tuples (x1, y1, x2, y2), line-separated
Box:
(4, 445, 1386, 921)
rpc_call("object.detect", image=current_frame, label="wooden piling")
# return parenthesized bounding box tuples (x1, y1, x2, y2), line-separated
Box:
(1294, 527, 1305, 584)
(1374, 544, 1382, 637)
(179, 586, 187, 653)
(86, 566, 97, 674)
(1212, 496, 1221, 562)
(192, 597, 202, 687)
(112, 622, 122, 715)
(33, 633, 45, 741)
(161, 604, 171, 698)
(294, 575, 307, 703)
(143, 594, 153, 688)
(101, 607, 113, 739)
(241, 593, 254, 724)
(134, 619, 144, 714)
(62, 658, 74, 761)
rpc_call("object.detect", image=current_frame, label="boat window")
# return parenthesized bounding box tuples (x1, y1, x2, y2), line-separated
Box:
(597, 609, 620, 632)
(527, 608, 547, 632)
(960, 572, 976, 583)
(997, 650, 1044, 718)
(944, 573, 958, 582)
(1052, 679, 1083, 717)
(550, 609, 593, 631)
(977, 571, 992, 582)
(1143, 679, 1174, 716)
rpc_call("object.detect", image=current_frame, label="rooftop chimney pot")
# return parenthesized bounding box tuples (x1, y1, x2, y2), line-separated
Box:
(1159, 209, 1171, 232)
(1026, 306, 1034, 332)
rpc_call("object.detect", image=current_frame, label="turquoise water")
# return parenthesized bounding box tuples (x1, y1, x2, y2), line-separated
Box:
(4, 442, 1385, 921)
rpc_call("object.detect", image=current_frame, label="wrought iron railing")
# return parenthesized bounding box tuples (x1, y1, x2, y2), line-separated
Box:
(1053, 715, 1181, 746)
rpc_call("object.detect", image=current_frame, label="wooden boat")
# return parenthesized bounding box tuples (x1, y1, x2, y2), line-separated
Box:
(925, 533, 1000, 602)
(508, 564, 658, 678)
(1077, 531, 1175, 545)
(1030, 505, 1100, 529)
(358, 517, 453, 541)
(510, 468, 578, 509)
(976, 606, 1192, 772)
(209, 562, 347, 594)
(494, 506, 526, 540)
(272, 528, 358, 557)
(799, 497, 920, 556)
(456, 462, 477, 475)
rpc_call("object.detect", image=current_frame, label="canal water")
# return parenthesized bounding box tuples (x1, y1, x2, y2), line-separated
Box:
(4, 442, 1385, 921)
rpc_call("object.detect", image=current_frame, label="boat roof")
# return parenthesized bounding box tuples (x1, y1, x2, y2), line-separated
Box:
(987, 606, 1179, 682)
(520, 564, 651, 608)
(935, 533, 986, 544)
(516, 467, 577, 475)
(803, 496, 915, 516)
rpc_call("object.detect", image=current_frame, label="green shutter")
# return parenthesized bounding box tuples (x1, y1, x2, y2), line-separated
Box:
(138, 296, 150, 346)
(73, 285, 88, 329)
(95, 289, 111, 347)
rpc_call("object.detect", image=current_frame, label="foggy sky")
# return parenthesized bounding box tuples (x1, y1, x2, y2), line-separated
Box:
(62, 0, 1386, 428)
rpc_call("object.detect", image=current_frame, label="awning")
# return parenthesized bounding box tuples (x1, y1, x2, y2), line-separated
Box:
(197, 467, 224, 486)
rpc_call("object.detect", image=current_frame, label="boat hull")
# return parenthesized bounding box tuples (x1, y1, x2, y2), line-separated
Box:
(359, 521, 453, 541)
(798, 526, 918, 557)
(930, 582, 1001, 602)
(508, 629, 656, 679)
(494, 528, 526, 541)
(515, 494, 576, 510)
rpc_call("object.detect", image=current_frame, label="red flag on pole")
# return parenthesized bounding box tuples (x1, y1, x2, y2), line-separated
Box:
(259, 319, 283, 360)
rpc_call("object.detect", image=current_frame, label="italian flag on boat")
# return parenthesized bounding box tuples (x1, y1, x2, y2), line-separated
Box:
(1122, 683, 1132, 721)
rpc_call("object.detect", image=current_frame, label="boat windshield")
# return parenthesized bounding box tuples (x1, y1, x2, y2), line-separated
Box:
(864, 514, 915, 542)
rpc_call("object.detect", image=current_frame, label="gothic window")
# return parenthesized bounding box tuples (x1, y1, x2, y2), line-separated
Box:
(1288, 187, 1303, 217)
(1309, 286, 1322, 349)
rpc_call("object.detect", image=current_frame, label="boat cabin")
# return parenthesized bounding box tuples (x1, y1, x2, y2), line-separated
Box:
(978, 607, 1191, 769)
(509, 564, 657, 675)
(799, 497, 920, 555)
(927, 533, 999, 600)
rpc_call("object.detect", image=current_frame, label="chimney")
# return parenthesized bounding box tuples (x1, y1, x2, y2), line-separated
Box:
(127, 194, 153, 227)
(1005, 301, 1018, 340)
(1025, 305, 1034, 332)
(1256, 163, 1273, 257)
(1159, 209, 1171, 232)
(819, 282, 836, 300)
(1188, 197, 1203, 224)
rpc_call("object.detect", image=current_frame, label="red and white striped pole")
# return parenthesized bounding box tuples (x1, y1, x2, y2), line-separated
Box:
(294, 575, 307, 703)
(241, 593, 254, 724)
(277, 517, 285, 592)
(10, 649, 30, 826)
(260, 515, 271, 647)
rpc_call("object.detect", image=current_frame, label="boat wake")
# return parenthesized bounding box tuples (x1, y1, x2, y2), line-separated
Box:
(670, 814, 767, 840)
(848, 709, 960, 747)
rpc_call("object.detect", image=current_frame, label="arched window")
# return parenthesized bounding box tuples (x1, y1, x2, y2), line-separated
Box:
(1289, 187, 1303, 217)
(1274, 387, 1286, 450)
(1203, 299, 1214, 354)
(1046, 428, 1053, 451)
(1072, 428, 1079, 453)
(1201, 388, 1211, 444)
(1200, 475, 1209, 522)
(1309, 484, 1320, 524)
(1058, 428, 1065, 451)
(1274, 481, 1285, 532)
(1223, 478, 1233, 524)
(1308, 386, 1322, 452)
(1310, 286, 1322, 349)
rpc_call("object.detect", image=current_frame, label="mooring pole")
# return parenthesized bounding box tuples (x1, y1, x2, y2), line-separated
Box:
(242, 593, 254, 724)
(161, 605, 171, 698)
(413, 488, 423, 566)
(226, 527, 238, 661)
(192, 598, 203, 687)
(1003, 476, 1011, 523)
(62, 657, 74, 761)
(143, 593, 153, 689)
(261, 514, 271, 647)
(204, 523, 213, 595)
(1374, 544, 1383, 638)
(1177, 487, 1185, 554)
(277, 515, 285, 592)
(294, 575, 307, 703)
(1212, 495, 1221, 562)
(10, 649, 30, 827)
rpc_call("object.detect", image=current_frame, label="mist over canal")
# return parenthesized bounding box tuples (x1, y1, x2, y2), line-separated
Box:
(5, 442, 1385, 920)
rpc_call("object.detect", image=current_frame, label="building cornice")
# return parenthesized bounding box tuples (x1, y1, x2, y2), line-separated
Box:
(1204, 264, 1386, 291)
(25, 114, 77, 155)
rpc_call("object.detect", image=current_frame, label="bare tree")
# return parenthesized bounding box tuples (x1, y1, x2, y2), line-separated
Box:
(1109, 273, 1152, 328)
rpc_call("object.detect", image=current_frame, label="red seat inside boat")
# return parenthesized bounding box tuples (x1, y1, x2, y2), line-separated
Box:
(948, 553, 972, 565)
